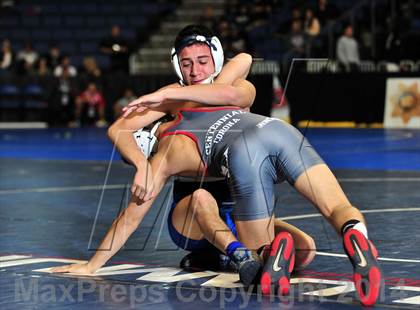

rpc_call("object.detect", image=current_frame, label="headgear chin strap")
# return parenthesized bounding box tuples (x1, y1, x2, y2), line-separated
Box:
(171, 34, 224, 85)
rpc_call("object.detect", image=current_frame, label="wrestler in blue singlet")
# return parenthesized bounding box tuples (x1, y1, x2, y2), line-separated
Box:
(168, 178, 237, 252)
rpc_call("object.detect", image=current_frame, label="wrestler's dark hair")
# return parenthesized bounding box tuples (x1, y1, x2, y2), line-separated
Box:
(174, 24, 215, 52)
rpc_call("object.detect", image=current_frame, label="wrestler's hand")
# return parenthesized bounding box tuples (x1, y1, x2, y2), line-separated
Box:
(132, 163, 155, 203)
(122, 90, 166, 117)
(50, 263, 95, 275)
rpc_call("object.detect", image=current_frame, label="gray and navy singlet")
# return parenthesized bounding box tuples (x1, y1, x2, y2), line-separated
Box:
(161, 107, 324, 221)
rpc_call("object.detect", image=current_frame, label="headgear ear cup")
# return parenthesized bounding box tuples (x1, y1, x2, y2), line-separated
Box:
(209, 36, 224, 76)
(132, 122, 162, 159)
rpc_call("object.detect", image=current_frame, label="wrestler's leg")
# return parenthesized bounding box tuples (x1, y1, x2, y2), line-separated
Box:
(171, 189, 236, 252)
(235, 217, 275, 251)
(293, 163, 365, 234)
(256, 120, 364, 234)
(227, 145, 294, 293)
(274, 219, 316, 270)
(263, 120, 368, 237)
(236, 217, 315, 270)
(292, 160, 381, 305)
(171, 189, 262, 285)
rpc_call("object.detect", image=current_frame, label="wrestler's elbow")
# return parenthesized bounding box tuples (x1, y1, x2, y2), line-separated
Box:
(230, 82, 256, 109)
(107, 124, 116, 142)
(107, 122, 120, 143)
(239, 52, 252, 66)
(237, 53, 252, 78)
(108, 118, 130, 142)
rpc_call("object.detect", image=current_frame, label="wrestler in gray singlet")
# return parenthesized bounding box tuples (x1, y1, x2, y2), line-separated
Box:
(161, 107, 324, 221)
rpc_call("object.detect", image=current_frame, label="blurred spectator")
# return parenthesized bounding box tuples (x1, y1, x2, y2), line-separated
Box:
(216, 19, 231, 42)
(48, 68, 78, 127)
(229, 27, 247, 56)
(224, 0, 240, 23)
(291, 7, 303, 24)
(54, 55, 77, 78)
(303, 8, 321, 56)
(384, 12, 411, 62)
(79, 56, 102, 88)
(234, 3, 250, 30)
(316, 0, 339, 26)
(16, 41, 38, 75)
(304, 8, 320, 37)
(248, 1, 270, 29)
(282, 20, 306, 71)
(74, 82, 107, 127)
(0, 39, 14, 73)
(201, 6, 217, 31)
(113, 88, 136, 119)
(215, 18, 248, 58)
(34, 57, 51, 77)
(0, 0, 17, 15)
(44, 44, 61, 71)
(84, 57, 101, 77)
(336, 24, 360, 72)
(278, 7, 302, 35)
(100, 25, 130, 74)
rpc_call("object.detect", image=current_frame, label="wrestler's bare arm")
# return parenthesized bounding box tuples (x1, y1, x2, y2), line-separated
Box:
(122, 53, 255, 116)
(161, 78, 256, 109)
(49, 52, 253, 274)
(215, 53, 252, 84)
(85, 150, 175, 272)
(111, 52, 254, 179)
(108, 108, 166, 199)
(164, 52, 255, 109)
(50, 147, 173, 274)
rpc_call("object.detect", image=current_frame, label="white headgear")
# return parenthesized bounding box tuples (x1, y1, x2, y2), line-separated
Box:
(171, 34, 224, 85)
(132, 122, 161, 159)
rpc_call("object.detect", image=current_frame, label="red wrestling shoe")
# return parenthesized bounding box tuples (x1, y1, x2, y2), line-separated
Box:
(343, 228, 382, 306)
(260, 232, 295, 295)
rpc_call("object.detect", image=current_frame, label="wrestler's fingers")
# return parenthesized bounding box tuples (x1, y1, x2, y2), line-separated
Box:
(134, 186, 145, 200)
(132, 185, 140, 198)
(126, 98, 143, 108)
(131, 184, 137, 195)
(139, 187, 147, 201)
(135, 106, 148, 113)
(122, 106, 136, 118)
(122, 104, 148, 118)
(132, 185, 144, 200)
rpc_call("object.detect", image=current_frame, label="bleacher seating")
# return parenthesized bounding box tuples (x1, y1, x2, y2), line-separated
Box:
(0, 0, 176, 122)
(0, 0, 173, 70)
(1, 0, 418, 124)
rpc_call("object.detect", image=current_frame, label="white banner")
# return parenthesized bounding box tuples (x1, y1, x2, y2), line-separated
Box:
(384, 78, 420, 128)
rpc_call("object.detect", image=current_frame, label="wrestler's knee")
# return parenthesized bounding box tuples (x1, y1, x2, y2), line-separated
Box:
(191, 189, 218, 215)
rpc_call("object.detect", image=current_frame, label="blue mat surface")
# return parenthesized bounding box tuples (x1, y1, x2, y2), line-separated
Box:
(1, 128, 419, 170)
(1, 127, 419, 309)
